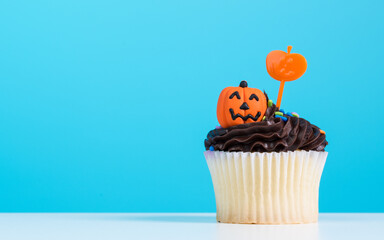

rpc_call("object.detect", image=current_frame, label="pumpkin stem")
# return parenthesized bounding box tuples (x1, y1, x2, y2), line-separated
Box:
(287, 46, 292, 54)
(239, 81, 248, 88)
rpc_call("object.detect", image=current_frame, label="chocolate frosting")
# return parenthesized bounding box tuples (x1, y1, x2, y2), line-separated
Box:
(204, 96, 328, 152)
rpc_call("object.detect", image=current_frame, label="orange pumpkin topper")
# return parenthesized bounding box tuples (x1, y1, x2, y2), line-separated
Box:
(266, 46, 307, 108)
(217, 81, 267, 128)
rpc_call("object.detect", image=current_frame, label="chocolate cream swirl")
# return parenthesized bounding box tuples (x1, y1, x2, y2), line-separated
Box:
(204, 101, 328, 152)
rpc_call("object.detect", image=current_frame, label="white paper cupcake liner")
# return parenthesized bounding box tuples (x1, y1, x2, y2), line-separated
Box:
(204, 150, 327, 224)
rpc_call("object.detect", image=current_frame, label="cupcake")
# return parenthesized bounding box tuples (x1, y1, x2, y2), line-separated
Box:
(204, 48, 328, 224)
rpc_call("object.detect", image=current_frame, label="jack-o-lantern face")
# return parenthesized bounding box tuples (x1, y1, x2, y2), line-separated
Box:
(217, 81, 267, 128)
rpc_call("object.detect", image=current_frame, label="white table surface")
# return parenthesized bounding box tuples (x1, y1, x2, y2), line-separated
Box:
(0, 213, 383, 240)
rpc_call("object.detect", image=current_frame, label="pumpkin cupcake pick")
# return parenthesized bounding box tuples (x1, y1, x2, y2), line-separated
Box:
(266, 46, 307, 108)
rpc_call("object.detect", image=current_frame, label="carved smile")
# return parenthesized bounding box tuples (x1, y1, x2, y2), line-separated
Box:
(229, 109, 261, 121)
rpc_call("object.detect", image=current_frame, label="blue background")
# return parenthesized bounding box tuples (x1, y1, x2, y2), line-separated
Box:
(0, 0, 383, 212)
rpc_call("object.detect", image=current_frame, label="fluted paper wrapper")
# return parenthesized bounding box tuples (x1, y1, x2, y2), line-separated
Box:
(204, 150, 327, 224)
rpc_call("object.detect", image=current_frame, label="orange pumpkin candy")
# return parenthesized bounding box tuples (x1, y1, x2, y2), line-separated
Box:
(217, 81, 267, 128)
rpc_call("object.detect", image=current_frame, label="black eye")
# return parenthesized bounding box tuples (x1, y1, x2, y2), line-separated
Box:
(249, 94, 259, 101)
(229, 91, 240, 99)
